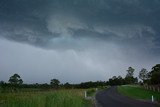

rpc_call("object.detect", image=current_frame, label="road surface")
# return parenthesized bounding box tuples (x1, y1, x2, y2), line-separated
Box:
(96, 86, 158, 107)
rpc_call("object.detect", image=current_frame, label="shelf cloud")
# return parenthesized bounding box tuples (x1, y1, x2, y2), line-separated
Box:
(0, 0, 160, 83)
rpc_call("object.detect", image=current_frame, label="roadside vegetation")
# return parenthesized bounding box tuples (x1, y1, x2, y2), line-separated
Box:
(0, 89, 92, 107)
(106, 64, 160, 103)
(118, 85, 160, 102)
(87, 89, 96, 97)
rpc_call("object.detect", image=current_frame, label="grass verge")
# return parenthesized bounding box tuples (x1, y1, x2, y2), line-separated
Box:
(118, 85, 160, 102)
(87, 89, 96, 97)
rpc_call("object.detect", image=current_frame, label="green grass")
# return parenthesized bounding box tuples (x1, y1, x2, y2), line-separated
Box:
(0, 89, 92, 107)
(87, 89, 96, 97)
(118, 85, 160, 102)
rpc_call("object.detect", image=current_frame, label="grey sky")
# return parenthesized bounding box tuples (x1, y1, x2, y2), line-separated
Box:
(0, 0, 160, 83)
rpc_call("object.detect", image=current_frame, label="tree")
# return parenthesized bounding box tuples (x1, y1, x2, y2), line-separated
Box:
(0, 81, 5, 85)
(64, 82, 72, 89)
(50, 79, 60, 88)
(126, 67, 135, 77)
(152, 64, 160, 73)
(150, 64, 160, 84)
(125, 67, 136, 84)
(139, 68, 149, 83)
(108, 76, 125, 86)
(8, 74, 23, 85)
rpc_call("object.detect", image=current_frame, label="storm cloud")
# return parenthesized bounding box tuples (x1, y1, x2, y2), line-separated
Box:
(0, 0, 160, 83)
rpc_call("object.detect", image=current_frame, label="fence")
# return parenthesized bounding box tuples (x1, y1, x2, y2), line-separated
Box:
(143, 84, 160, 92)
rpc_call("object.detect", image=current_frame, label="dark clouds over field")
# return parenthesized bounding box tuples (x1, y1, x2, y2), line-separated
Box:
(0, 0, 160, 83)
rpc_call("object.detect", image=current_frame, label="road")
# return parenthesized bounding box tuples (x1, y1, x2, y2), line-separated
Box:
(96, 86, 158, 107)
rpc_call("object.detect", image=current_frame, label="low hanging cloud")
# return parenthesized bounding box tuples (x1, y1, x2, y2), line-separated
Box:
(0, 0, 160, 83)
(47, 13, 87, 37)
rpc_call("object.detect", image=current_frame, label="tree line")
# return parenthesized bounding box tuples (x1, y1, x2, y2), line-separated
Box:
(107, 64, 160, 86)
(0, 64, 160, 91)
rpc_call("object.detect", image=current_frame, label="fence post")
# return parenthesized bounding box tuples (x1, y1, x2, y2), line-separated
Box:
(152, 95, 154, 102)
(84, 91, 87, 98)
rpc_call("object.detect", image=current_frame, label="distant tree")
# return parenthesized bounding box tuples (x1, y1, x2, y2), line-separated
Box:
(112, 76, 117, 80)
(108, 76, 125, 86)
(125, 67, 136, 84)
(0, 81, 5, 85)
(150, 64, 160, 84)
(50, 79, 60, 88)
(77, 81, 106, 88)
(139, 68, 149, 83)
(0, 81, 6, 92)
(64, 82, 71, 89)
(117, 76, 122, 79)
(126, 67, 135, 77)
(8, 74, 23, 85)
(134, 77, 138, 84)
(117, 76, 125, 85)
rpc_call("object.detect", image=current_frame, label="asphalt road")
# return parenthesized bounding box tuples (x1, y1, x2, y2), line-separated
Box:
(96, 86, 158, 107)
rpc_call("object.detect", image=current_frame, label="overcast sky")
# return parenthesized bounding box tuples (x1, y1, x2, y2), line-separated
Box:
(0, 0, 160, 84)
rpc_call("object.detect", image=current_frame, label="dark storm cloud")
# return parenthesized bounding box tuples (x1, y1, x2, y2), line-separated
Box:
(0, 0, 160, 52)
(0, 0, 160, 83)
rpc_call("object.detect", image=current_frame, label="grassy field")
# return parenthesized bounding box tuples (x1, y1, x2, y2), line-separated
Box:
(118, 85, 160, 102)
(0, 89, 92, 107)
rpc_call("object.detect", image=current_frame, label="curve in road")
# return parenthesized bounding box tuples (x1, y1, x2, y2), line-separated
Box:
(96, 86, 158, 107)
